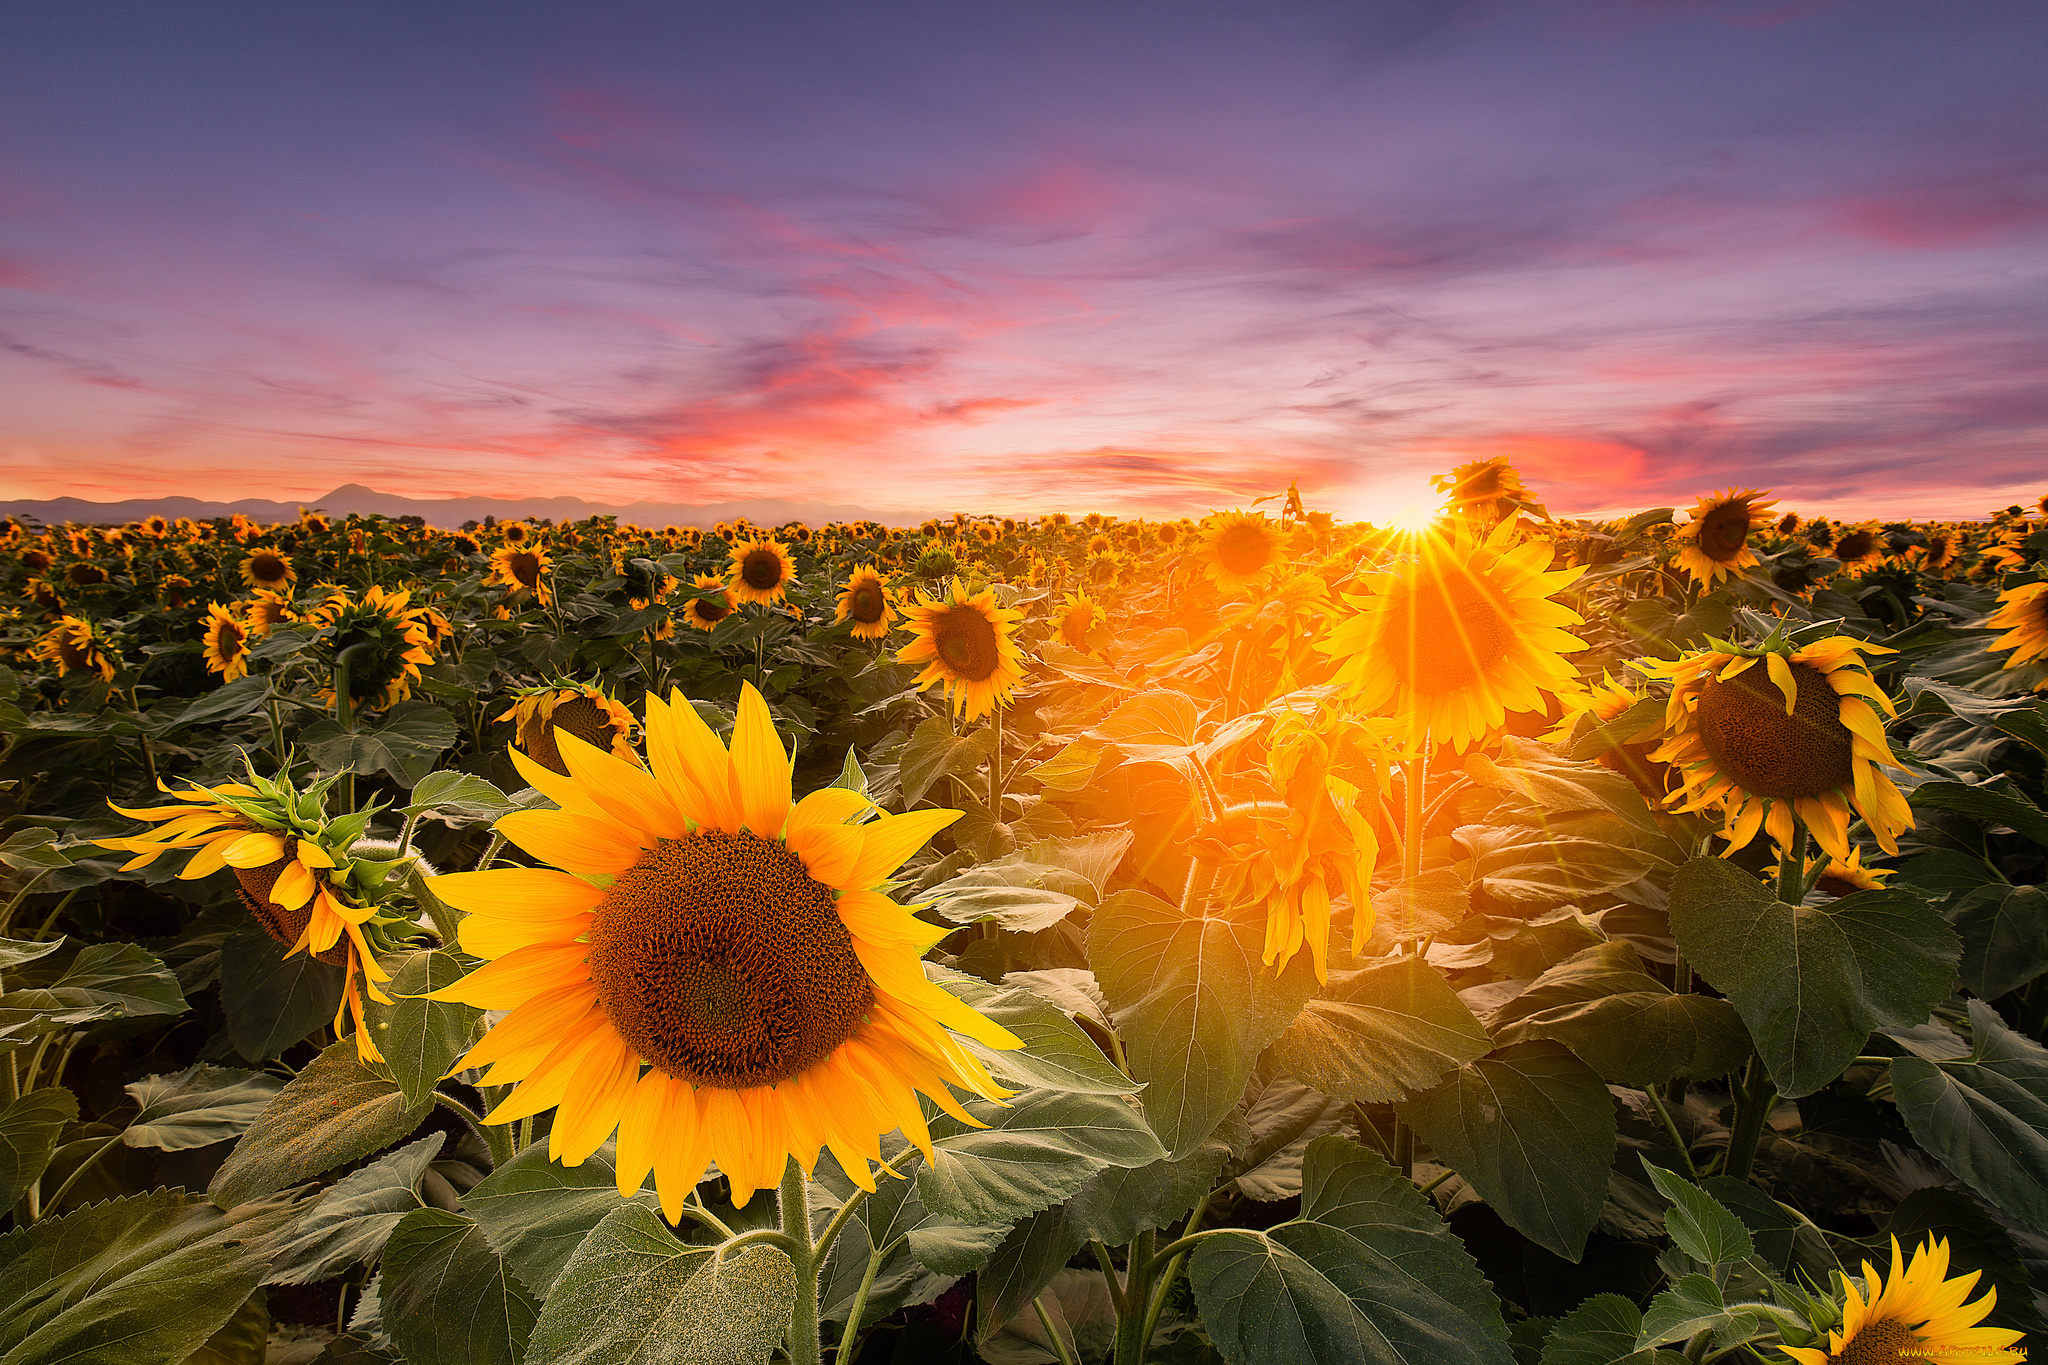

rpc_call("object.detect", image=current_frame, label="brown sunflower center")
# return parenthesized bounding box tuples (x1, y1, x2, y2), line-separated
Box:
(1835, 530, 1878, 561)
(1382, 571, 1515, 696)
(1830, 1316, 1919, 1365)
(847, 580, 886, 624)
(739, 548, 785, 592)
(931, 604, 999, 680)
(585, 831, 874, 1089)
(1695, 660, 1855, 800)
(1061, 604, 1094, 644)
(1699, 502, 1752, 560)
(693, 595, 732, 624)
(234, 843, 350, 966)
(250, 553, 287, 582)
(1215, 522, 1274, 576)
(506, 552, 542, 589)
(520, 694, 622, 776)
(67, 564, 106, 586)
(214, 619, 247, 654)
(53, 635, 93, 672)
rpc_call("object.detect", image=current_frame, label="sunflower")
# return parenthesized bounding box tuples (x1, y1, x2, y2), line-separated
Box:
(499, 682, 638, 776)
(201, 603, 252, 683)
(34, 616, 119, 681)
(300, 510, 330, 533)
(18, 548, 51, 574)
(1806, 847, 1892, 898)
(834, 566, 896, 640)
(1201, 510, 1283, 591)
(1086, 533, 1114, 558)
(420, 684, 1019, 1213)
(96, 769, 418, 1062)
(680, 574, 737, 632)
(23, 579, 63, 615)
(64, 562, 107, 587)
(160, 574, 195, 608)
(897, 579, 1028, 721)
(309, 585, 436, 713)
(1986, 582, 2048, 686)
(1910, 531, 1961, 572)
(1433, 456, 1542, 524)
(728, 536, 797, 606)
(1321, 516, 1588, 753)
(1832, 522, 1887, 569)
(1056, 591, 1100, 651)
(1776, 512, 1802, 536)
(1674, 487, 1778, 587)
(239, 547, 294, 592)
(1782, 1236, 2025, 1365)
(487, 544, 554, 605)
(1085, 553, 1123, 590)
(1639, 635, 1911, 863)
(244, 590, 295, 637)
(500, 521, 534, 547)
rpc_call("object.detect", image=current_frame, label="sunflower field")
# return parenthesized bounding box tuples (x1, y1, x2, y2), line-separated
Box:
(1, 465, 2045, 1365)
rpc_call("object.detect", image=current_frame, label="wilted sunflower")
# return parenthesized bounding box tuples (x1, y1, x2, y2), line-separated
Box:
(1056, 591, 1100, 651)
(201, 603, 252, 683)
(1673, 487, 1778, 587)
(97, 769, 416, 1062)
(34, 616, 119, 681)
(499, 682, 638, 776)
(1321, 516, 1588, 753)
(728, 536, 797, 605)
(309, 585, 436, 713)
(1201, 510, 1283, 591)
(834, 566, 896, 640)
(1986, 582, 2048, 686)
(422, 684, 1020, 1213)
(680, 573, 737, 631)
(1782, 1236, 2025, 1365)
(1433, 456, 1542, 524)
(1640, 634, 1911, 862)
(487, 543, 554, 606)
(897, 579, 1027, 721)
(239, 547, 294, 592)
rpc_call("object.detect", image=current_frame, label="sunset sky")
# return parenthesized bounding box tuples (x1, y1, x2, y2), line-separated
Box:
(2, 1, 2043, 523)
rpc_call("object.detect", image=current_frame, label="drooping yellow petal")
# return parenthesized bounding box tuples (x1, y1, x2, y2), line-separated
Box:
(220, 831, 289, 868)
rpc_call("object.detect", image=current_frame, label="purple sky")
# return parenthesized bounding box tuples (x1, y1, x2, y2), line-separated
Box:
(2, 0, 2043, 522)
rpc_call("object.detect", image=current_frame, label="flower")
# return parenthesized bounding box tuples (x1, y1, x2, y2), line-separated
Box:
(201, 603, 252, 683)
(896, 579, 1027, 721)
(239, 548, 294, 592)
(834, 566, 896, 640)
(498, 683, 638, 776)
(1781, 1235, 2025, 1365)
(1321, 517, 1589, 753)
(1639, 635, 1911, 863)
(1433, 457, 1542, 525)
(487, 544, 554, 605)
(1201, 510, 1283, 591)
(244, 590, 295, 637)
(1833, 522, 1887, 569)
(1986, 582, 2048, 686)
(1055, 591, 1100, 651)
(34, 616, 119, 681)
(309, 585, 436, 713)
(1673, 487, 1778, 587)
(728, 537, 797, 605)
(421, 684, 1020, 1214)
(96, 772, 415, 1062)
(681, 574, 736, 631)
(1807, 847, 1891, 898)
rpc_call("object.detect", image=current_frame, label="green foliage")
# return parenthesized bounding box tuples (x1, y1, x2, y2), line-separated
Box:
(209, 1038, 431, 1208)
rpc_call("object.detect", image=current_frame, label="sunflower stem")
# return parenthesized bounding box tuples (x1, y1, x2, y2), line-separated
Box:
(1401, 749, 1429, 953)
(1645, 1086, 1700, 1182)
(1776, 823, 1807, 905)
(1724, 1056, 1779, 1183)
(833, 1237, 902, 1365)
(989, 705, 1004, 814)
(779, 1158, 823, 1365)
(1034, 1296, 1081, 1365)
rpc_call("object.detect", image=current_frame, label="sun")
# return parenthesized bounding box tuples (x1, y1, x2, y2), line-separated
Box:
(1351, 482, 1443, 535)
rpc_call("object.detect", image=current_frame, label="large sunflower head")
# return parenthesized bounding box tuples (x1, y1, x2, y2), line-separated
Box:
(1639, 632, 1911, 863)
(1782, 1235, 2025, 1365)
(487, 544, 555, 605)
(1320, 516, 1589, 753)
(1986, 582, 2048, 685)
(1673, 487, 1778, 587)
(498, 682, 639, 776)
(728, 536, 797, 605)
(310, 585, 436, 713)
(895, 579, 1028, 721)
(201, 602, 252, 683)
(240, 547, 294, 592)
(34, 616, 119, 681)
(422, 683, 1020, 1213)
(679, 573, 737, 631)
(834, 566, 896, 640)
(96, 767, 419, 1061)
(1201, 510, 1284, 591)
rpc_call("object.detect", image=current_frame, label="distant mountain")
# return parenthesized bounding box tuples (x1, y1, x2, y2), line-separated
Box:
(0, 483, 937, 530)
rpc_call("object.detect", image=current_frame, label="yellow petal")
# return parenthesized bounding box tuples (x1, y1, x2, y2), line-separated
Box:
(425, 940, 591, 1008)
(1766, 652, 1798, 716)
(787, 786, 874, 840)
(430, 868, 605, 917)
(270, 859, 316, 911)
(220, 831, 288, 868)
(646, 689, 742, 833)
(295, 842, 335, 869)
(461, 910, 592, 961)
(456, 983, 600, 1071)
(788, 822, 863, 888)
(554, 731, 689, 840)
(843, 809, 962, 890)
(729, 683, 792, 839)
(497, 809, 648, 875)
